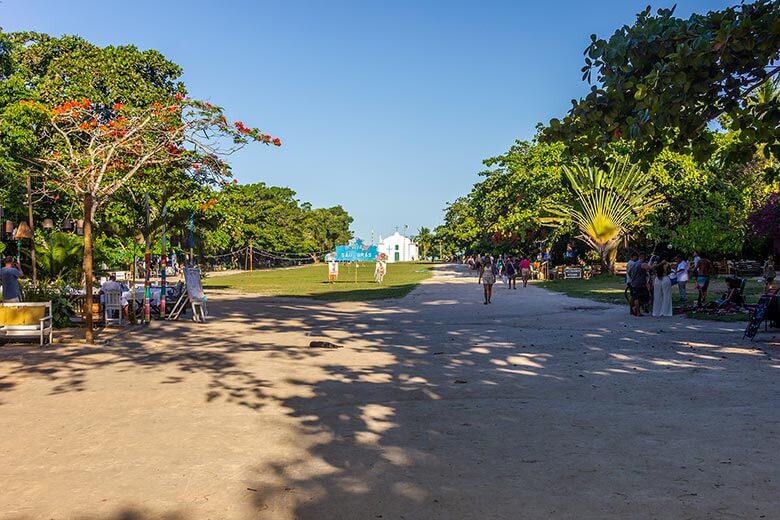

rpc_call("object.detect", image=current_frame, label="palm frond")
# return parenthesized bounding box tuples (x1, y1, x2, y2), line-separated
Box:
(541, 158, 663, 261)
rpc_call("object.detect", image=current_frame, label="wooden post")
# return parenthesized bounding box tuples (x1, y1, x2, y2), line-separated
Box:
(129, 240, 136, 324)
(188, 212, 194, 267)
(160, 188, 167, 320)
(144, 192, 151, 324)
(83, 193, 94, 343)
(249, 239, 253, 271)
(26, 175, 36, 284)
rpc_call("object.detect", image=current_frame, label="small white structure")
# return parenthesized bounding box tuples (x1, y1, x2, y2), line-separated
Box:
(377, 232, 418, 263)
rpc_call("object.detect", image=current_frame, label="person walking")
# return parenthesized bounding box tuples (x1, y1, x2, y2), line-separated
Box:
(763, 254, 775, 293)
(696, 253, 713, 308)
(504, 256, 517, 289)
(478, 256, 496, 304)
(674, 254, 689, 304)
(0, 256, 25, 303)
(652, 261, 673, 317)
(519, 257, 532, 287)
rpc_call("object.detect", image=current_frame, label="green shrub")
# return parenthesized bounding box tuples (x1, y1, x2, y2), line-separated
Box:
(36, 232, 84, 284)
(19, 281, 75, 328)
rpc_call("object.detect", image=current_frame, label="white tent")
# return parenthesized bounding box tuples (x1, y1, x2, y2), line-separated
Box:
(377, 232, 418, 263)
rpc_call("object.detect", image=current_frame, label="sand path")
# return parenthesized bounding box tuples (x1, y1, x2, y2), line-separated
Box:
(1, 265, 778, 519)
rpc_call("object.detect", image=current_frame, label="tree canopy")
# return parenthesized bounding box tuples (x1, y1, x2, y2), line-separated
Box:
(542, 1, 780, 167)
(0, 30, 354, 341)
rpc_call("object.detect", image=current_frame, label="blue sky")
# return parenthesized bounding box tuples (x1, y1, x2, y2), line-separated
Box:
(3, 0, 731, 243)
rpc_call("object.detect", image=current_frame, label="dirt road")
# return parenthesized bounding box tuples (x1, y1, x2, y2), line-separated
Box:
(1, 265, 778, 519)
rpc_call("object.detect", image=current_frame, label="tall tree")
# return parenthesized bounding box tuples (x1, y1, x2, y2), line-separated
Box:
(542, 1, 780, 165)
(16, 97, 280, 341)
(540, 159, 662, 270)
(413, 227, 433, 260)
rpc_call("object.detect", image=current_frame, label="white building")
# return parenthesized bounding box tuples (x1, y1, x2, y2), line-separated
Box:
(377, 232, 419, 263)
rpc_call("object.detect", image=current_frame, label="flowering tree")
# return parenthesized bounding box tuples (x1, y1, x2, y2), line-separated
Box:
(749, 193, 780, 256)
(17, 96, 280, 341)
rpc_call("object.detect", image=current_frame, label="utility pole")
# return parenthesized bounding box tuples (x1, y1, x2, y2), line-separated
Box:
(26, 175, 36, 284)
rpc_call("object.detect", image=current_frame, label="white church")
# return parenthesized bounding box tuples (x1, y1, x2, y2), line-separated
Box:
(377, 232, 419, 263)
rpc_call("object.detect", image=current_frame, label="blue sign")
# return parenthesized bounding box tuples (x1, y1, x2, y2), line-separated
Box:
(334, 239, 378, 262)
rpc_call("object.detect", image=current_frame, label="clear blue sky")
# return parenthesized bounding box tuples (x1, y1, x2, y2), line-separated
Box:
(4, 0, 731, 243)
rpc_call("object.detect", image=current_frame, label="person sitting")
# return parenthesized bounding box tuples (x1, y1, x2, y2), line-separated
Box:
(710, 276, 745, 309)
(100, 275, 128, 320)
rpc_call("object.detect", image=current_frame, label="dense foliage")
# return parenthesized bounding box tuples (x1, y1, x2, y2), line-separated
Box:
(540, 159, 662, 268)
(439, 1, 779, 263)
(0, 30, 353, 276)
(542, 1, 780, 169)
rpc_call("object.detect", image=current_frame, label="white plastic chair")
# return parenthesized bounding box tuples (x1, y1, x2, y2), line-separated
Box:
(104, 290, 124, 326)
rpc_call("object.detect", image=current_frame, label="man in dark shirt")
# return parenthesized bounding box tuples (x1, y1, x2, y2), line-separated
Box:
(1, 256, 24, 302)
(696, 253, 713, 308)
(628, 252, 652, 316)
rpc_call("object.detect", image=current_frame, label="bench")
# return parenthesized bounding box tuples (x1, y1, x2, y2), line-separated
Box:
(0, 302, 53, 346)
(733, 260, 763, 277)
(613, 262, 627, 276)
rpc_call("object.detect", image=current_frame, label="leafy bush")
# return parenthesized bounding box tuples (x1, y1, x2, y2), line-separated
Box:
(36, 231, 83, 284)
(19, 281, 75, 328)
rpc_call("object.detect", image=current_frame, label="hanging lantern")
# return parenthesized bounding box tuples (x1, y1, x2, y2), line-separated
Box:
(76, 219, 84, 236)
(62, 218, 73, 230)
(15, 221, 33, 239)
(15, 222, 32, 240)
(43, 218, 54, 229)
(4, 220, 13, 234)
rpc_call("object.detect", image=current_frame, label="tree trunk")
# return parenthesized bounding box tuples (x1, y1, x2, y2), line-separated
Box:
(600, 248, 610, 275)
(83, 193, 94, 344)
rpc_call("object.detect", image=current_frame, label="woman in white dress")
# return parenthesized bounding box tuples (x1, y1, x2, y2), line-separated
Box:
(652, 261, 673, 317)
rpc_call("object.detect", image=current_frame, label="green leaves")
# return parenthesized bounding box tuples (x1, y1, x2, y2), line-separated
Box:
(35, 231, 84, 284)
(542, 1, 780, 165)
(541, 158, 663, 261)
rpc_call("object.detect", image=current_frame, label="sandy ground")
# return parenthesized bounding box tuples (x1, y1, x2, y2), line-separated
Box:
(1, 265, 779, 520)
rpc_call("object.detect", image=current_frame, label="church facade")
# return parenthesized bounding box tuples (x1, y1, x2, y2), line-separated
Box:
(377, 232, 419, 263)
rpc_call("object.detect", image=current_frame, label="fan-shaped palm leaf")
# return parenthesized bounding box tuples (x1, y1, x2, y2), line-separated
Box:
(36, 231, 84, 284)
(540, 158, 662, 269)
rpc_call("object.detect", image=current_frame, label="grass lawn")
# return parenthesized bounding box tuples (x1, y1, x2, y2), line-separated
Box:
(202, 262, 434, 301)
(538, 274, 767, 322)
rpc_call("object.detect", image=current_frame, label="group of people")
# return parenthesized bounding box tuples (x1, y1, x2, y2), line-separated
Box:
(467, 254, 533, 304)
(625, 251, 777, 317)
(625, 251, 698, 317)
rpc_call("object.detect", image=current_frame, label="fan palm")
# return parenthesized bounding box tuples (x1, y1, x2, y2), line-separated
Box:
(540, 158, 662, 271)
(36, 231, 84, 284)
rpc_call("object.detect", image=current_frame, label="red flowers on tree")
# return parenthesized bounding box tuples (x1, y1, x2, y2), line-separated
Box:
(16, 94, 281, 343)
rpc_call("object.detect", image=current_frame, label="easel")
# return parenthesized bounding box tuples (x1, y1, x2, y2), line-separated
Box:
(168, 267, 207, 322)
(744, 288, 778, 340)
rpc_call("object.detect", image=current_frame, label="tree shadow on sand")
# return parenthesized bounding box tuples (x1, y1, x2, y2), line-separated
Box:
(2, 265, 779, 518)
